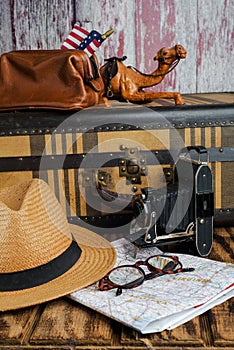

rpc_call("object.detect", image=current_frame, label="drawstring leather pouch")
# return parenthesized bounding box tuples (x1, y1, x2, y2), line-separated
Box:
(0, 49, 105, 110)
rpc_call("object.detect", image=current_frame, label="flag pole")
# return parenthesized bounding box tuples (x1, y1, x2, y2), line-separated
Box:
(101, 29, 114, 40)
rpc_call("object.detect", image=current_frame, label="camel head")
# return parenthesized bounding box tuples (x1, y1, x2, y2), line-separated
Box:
(154, 45, 187, 64)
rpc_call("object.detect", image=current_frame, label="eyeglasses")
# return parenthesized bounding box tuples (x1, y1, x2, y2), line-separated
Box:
(98, 254, 194, 296)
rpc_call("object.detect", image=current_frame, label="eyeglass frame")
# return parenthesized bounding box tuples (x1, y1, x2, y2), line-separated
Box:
(98, 254, 194, 296)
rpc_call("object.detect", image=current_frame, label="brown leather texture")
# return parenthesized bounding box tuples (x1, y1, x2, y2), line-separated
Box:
(0, 50, 106, 110)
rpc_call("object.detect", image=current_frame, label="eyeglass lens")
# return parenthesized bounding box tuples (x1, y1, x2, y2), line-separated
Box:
(147, 256, 179, 271)
(108, 266, 144, 286)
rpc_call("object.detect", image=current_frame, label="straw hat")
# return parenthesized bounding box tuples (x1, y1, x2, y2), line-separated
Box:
(0, 178, 116, 311)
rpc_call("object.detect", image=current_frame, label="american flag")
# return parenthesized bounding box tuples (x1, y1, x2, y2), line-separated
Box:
(61, 24, 111, 57)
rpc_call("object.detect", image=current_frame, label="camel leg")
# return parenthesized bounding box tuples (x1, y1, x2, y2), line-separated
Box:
(122, 91, 185, 105)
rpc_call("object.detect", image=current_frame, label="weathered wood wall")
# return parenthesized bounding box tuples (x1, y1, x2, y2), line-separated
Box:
(0, 0, 233, 94)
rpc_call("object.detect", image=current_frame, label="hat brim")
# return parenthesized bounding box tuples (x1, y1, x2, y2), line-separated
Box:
(0, 224, 116, 311)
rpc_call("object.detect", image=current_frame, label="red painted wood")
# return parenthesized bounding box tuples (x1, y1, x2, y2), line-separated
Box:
(134, 0, 197, 93)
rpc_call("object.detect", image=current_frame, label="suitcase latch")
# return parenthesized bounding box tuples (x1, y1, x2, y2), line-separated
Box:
(82, 169, 112, 187)
(119, 147, 147, 185)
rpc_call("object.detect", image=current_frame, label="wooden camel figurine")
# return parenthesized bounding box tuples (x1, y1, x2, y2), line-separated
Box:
(100, 44, 187, 105)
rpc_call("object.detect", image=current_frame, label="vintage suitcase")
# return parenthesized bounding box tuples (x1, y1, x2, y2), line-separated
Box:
(0, 93, 233, 238)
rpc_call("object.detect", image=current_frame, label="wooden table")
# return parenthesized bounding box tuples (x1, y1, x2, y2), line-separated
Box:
(0, 226, 233, 349)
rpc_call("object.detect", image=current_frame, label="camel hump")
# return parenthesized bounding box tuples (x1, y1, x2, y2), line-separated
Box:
(104, 56, 127, 63)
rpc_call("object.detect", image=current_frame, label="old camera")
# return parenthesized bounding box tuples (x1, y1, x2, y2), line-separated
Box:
(130, 146, 214, 256)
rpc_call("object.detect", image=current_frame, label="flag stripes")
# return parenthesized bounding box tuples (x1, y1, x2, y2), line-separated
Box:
(61, 24, 89, 50)
(61, 24, 103, 57)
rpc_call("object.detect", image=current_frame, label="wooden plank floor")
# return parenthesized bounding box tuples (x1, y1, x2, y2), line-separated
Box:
(0, 226, 233, 349)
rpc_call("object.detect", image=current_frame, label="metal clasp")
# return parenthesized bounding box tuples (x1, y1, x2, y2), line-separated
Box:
(119, 147, 147, 185)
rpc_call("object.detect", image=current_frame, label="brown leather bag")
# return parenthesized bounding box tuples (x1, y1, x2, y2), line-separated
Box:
(0, 50, 106, 110)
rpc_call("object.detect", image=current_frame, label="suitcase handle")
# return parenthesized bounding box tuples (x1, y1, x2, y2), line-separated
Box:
(179, 146, 209, 163)
(186, 145, 207, 154)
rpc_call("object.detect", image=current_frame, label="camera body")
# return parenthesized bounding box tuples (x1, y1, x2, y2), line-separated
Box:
(130, 146, 214, 256)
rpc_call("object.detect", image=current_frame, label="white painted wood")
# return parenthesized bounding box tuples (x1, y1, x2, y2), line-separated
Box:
(75, 0, 137, 66)
(0, 0, 14, 53)
(173, 0, 198, 94)
(196, 0, 234, 92)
